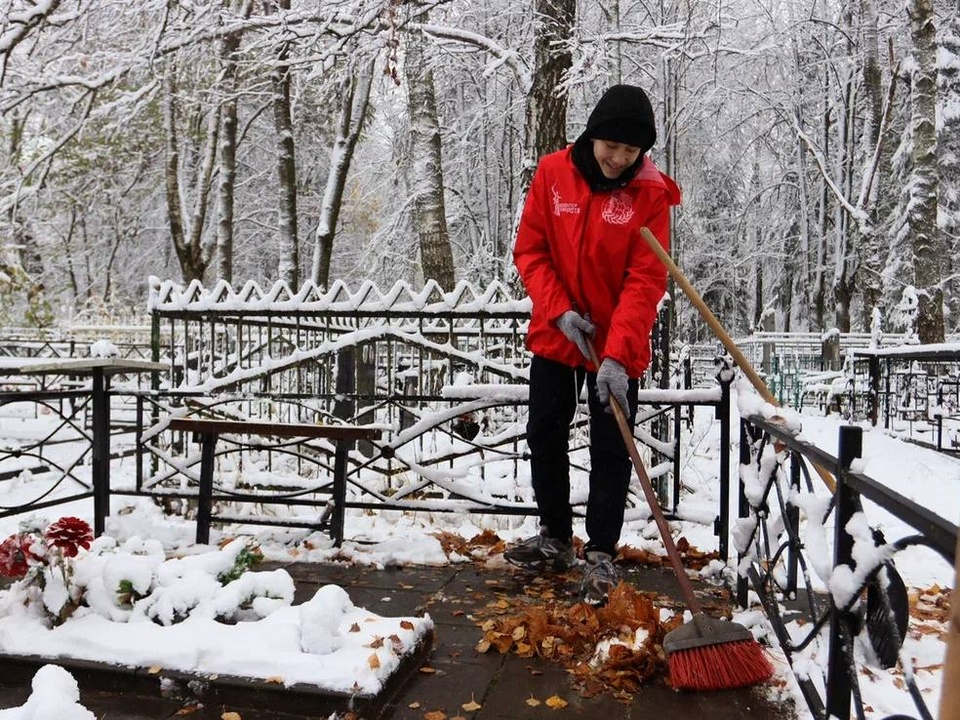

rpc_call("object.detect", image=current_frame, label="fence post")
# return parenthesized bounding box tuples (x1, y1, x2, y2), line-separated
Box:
(716, 366, 733, 561)
(822, 331, 841, 371)
(826, 425, 863, 720)
(736, 419, 751, 608)
(868, 355, 880, 426)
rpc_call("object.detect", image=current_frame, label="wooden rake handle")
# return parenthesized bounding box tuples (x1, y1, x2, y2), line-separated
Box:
(588, 339, 702, 614)
(639, 227, 837, 494)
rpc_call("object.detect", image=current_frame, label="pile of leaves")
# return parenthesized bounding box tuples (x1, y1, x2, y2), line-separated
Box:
(908, 584, 953, 641)
(473, 576, 685, 699)
(431, 529, 507, 560)
(432, 530, 719, 572)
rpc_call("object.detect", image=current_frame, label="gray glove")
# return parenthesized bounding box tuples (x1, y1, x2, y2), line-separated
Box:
(555, 310, 595, 360)
(596, 358, 628, 414)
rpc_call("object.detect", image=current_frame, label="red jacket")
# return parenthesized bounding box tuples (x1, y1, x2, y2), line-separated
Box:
(513, 147, 681, 377)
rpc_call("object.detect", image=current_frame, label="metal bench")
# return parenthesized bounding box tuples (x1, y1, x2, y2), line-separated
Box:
(167, 418, 382, 546)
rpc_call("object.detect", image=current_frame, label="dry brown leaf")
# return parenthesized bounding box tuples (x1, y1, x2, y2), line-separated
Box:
(367, 636, 385, 649)
(368, 653, 381, 669)
(349, 623, 361, 633)
(401, 620, 415, 630)
(264, 676, 284, 684)
(419, 666, 437, 674)
(423, 711, 447, 720)
(175, 707, 201, 716)
(526, 696, 541, 707)
(147, 665, 163, 674)
(545, 695, 568, 709)
(221, 713, 242, 720)
(461, 697, 482, 711)
(408, 702, 421, 709)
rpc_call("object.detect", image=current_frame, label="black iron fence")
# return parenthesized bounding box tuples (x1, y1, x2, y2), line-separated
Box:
(739, 415, 957, 720)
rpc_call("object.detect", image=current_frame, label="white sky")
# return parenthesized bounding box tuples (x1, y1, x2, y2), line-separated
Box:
(0, 379, 956, 719)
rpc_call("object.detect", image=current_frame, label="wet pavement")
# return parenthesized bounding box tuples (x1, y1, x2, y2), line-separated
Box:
(0, 560, 798, 719)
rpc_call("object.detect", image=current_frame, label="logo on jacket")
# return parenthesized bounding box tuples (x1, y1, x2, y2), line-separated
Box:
(602, 191, 634, 225)
(551, 183, 580, 216)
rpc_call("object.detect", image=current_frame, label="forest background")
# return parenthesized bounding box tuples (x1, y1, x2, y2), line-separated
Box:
(1, 0, 957, 345)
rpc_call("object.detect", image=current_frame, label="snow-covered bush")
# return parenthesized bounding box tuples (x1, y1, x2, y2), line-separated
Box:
(0, 523, 292, 627)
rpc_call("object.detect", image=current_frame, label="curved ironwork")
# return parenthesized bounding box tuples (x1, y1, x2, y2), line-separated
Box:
(739, 415, 956, 720)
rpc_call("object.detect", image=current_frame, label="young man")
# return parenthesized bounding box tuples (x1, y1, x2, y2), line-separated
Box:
(507, 84, 681, 604)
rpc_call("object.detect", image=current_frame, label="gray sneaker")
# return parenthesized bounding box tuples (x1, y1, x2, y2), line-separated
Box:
(504, 528, 575, 571)
(579, 550, 619, 605)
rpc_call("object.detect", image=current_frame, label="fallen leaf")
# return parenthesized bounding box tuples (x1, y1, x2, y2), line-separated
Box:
(349, 623, 361, 633)
(368, 653, 381, 669)
(461, 698, 482, 711)
(408, 701, 421, 709)
(221, 713, 242, 720)
(423, 711, 447, 720)
(545, 695, 568, 709)
(264, 676, 284, 684)
(148, 665, 162, 674)
(419, 666, 437, 674)
(175, 707, 201, 716)
(367, 636, 385, 649)
(525, 696, 541, 707)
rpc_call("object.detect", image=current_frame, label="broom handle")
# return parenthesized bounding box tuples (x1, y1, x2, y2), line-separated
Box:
(639, 227, 837, 495)
(587, 340, 703, 615)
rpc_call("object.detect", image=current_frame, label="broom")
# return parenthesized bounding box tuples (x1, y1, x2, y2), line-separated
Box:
(638, 225, 911, 660)
(586, 339, 773, 690)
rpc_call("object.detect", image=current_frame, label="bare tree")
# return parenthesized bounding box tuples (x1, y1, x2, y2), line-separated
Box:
(215, 0, 255, 284)
(907, 0, 945, 342)
(520, 0, 575, 189)
(404, 18, 455, 290)
(311, 58, 375, 289)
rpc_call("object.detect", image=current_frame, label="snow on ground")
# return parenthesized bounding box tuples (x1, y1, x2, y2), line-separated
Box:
(0, 391, 956, 719)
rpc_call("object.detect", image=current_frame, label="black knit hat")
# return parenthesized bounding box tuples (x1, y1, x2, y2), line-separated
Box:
(584, 84, 657, 152)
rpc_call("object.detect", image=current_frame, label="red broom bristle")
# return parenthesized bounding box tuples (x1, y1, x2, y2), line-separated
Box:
(667, 639, 774, 691)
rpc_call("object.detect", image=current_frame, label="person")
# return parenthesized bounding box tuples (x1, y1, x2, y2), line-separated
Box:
(505, 84, 681, 604)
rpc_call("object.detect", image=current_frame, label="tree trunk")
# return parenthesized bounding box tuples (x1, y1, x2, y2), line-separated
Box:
(405, 20, 456, 291)
(268, 0, 299, 288)
(215, 0, 252, 284)
(858, 0, 884, 330)
(938, 6, 960, 333)
(311, 60, 375, 289)
(521, 0, 575, 190)
(908, 0, 945, 343)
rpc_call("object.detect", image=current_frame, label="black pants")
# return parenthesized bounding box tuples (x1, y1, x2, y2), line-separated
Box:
(526, 354, 639, 557)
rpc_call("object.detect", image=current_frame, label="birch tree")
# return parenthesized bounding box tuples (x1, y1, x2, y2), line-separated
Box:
(311, 58, 376, 289)
(404, 18, 456, 291)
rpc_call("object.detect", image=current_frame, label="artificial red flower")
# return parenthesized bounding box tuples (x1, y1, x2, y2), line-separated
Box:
(43, 517, 93, 558)
(0, 534, 40, 579)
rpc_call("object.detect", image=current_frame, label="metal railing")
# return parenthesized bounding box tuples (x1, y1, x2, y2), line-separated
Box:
(738, 415, 957, 720)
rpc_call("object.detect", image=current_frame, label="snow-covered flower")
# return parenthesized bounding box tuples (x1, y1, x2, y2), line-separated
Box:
(43, 517, 93, 558)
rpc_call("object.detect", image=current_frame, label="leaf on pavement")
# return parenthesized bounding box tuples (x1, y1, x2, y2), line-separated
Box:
(545, 695, 568, 709)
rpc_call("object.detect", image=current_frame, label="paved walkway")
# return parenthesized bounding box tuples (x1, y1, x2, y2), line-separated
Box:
(0, 560, 798, 719)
